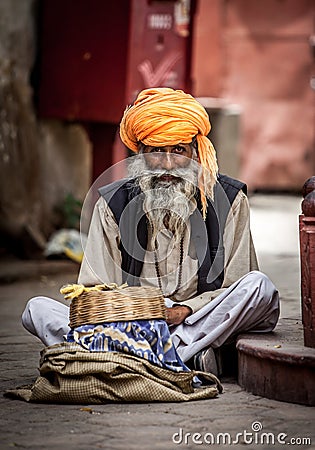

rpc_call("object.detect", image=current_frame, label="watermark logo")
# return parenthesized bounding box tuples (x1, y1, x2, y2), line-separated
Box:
(172, 421, 312, 446)
(251, 421, 263, 432)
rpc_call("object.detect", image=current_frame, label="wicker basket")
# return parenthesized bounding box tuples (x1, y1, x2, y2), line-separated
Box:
(69, 286, 166, 328)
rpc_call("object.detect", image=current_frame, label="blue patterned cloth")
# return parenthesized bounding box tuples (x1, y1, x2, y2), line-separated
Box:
(66, 319, 190, 373)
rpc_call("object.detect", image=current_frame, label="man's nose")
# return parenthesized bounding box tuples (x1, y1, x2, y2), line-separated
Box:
(160, 152, 176, 171)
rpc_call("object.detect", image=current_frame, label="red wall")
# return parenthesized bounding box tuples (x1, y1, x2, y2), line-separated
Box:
(38, 0, 130, 123)
(192, 0, 314, 190)
(37, 0, 197, 180)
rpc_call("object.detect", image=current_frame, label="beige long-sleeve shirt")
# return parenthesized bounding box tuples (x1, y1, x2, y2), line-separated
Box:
(78, 190, 258, 313)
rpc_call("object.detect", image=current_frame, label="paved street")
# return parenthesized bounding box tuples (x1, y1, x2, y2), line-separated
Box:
(0, 194, 314, 450)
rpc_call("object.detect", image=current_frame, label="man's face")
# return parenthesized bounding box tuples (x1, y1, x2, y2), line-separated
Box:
(128, 143, 198, 243)
(141, 144, 195, 181)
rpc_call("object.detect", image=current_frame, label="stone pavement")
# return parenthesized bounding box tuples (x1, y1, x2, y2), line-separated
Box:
(0, 194, 314, 450)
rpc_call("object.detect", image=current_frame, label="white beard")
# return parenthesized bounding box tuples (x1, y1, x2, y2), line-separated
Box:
(127, 155, 198, 246)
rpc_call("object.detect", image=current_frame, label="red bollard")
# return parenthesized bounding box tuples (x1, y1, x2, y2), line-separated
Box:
(299, 176, 315, 348)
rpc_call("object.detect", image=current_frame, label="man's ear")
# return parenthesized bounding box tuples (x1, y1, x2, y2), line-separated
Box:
(190, 136, 199, 161)
(191, 146, 199, 162)
(137, 141, 145, 153)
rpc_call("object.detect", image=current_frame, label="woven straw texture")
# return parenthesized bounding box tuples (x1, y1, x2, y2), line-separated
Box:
(69, 286, 166, 328)
(5, 343, 222, 404)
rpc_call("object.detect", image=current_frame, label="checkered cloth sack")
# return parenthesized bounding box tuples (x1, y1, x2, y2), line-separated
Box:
(5, 342, 222, 404)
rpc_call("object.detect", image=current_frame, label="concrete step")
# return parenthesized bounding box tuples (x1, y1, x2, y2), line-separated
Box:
(237, 318, 315, 406)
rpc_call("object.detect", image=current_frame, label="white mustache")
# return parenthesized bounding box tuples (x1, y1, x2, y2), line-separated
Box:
(136, 168, 190, 179)
(127, 155, 199, 182)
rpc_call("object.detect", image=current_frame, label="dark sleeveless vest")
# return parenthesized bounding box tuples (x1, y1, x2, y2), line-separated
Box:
(99, 174, 246, 294)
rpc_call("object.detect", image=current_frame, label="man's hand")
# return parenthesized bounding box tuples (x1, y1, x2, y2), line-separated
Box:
(165, 305, 192, 326)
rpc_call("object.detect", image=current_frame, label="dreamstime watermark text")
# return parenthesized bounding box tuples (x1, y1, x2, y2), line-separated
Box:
(172, 421, 312, 446)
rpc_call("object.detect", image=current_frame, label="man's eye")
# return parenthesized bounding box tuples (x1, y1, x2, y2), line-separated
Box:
(145, 147, 161, 153)
(174, 146, 185, 153)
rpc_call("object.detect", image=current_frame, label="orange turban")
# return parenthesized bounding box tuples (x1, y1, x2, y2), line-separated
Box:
(119, 87, 218, 218)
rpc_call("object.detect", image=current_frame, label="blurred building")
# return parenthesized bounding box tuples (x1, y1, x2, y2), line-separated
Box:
(193, 0, 314, 191)
(37, 0, 315, 190)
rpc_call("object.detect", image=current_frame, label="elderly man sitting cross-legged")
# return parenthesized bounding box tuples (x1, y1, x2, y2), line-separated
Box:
(22, 87, 279, 378)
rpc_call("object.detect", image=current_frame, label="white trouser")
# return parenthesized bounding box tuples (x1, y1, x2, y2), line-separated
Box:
(170, 271, 279, 361)
(21, 271, 279, 362)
